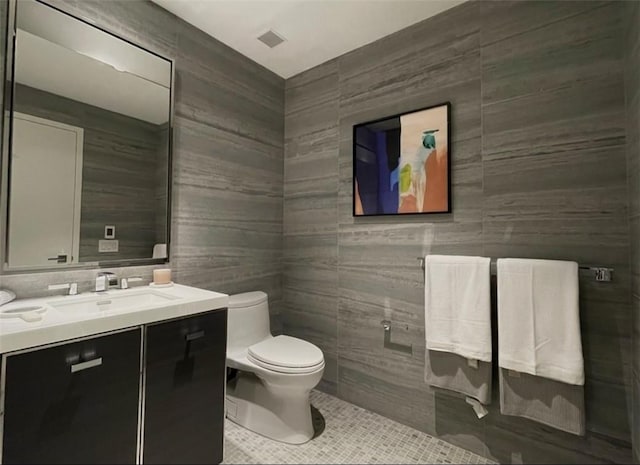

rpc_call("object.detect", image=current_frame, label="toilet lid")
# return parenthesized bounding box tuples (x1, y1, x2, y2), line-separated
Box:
(248, 335, 324, 369)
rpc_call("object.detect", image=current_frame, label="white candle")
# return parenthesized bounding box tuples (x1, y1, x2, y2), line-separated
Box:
(153, 268, 172, 285)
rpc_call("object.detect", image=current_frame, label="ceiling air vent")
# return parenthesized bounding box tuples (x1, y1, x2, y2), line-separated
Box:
(258, 30, 285, 48)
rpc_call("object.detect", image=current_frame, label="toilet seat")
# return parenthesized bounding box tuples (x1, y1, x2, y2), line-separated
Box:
(247, 335, 324, 374)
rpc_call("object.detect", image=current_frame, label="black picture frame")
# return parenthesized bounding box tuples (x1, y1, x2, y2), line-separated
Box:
(352, 101, 452, 217)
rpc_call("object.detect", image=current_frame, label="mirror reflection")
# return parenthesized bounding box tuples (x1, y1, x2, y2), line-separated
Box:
(5, 0, 172, 270)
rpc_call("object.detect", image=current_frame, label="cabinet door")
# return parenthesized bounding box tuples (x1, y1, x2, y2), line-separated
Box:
(143, 309, 227, 464)
(2, 329, 141, 464)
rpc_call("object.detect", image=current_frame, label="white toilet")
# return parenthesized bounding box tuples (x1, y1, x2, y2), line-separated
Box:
(225, 291, 325, 444)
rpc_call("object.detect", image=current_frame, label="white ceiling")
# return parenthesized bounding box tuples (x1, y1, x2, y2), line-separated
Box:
(19, 0, 171, 88)
(16, 30, 170, 124)
(16, 0, 171, 125)
(152, 0, 465, 79)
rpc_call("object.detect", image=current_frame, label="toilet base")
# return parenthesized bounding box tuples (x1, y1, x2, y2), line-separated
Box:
(226, 371, 315, 445)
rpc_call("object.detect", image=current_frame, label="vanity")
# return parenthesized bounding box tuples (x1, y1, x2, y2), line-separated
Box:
(0, 285, 229, 464)
(0, 1, 229, 463)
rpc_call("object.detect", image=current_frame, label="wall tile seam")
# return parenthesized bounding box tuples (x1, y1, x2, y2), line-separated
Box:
(478, 0, 615, 49)
(173, 112, 285, 151)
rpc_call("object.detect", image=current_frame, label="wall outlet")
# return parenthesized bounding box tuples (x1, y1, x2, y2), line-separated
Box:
(99, 239, 119, 253)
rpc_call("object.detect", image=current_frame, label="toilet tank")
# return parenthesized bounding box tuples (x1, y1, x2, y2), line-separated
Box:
(227, 291, 271, 354)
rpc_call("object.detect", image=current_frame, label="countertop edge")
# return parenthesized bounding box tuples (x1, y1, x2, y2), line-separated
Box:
(0, 287, 229, 354)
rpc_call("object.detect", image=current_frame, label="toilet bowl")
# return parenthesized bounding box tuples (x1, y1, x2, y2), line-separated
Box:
(225, 291, 325, 444)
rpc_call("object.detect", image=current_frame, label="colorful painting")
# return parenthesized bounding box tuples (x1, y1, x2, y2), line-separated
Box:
(353, 103, 450, 216)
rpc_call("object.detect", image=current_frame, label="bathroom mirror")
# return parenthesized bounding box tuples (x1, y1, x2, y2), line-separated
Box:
(0, 0, 173, 271)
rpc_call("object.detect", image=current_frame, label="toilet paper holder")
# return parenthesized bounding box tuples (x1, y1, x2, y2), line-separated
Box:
(380, 320, 412, 355)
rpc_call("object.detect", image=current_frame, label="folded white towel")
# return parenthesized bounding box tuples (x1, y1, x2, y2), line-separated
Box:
(497, 258, 584, 385)
(152, 243, 167, 259)
(0, 289, 16, 306)
(424, 255, 492, 362)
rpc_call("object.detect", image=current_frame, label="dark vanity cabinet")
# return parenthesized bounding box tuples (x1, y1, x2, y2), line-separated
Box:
(2, 329, 142, 464)
(1, 309, 228, 465)
(143, 309, 227, 464)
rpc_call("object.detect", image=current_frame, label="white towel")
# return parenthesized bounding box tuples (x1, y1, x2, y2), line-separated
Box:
(424, 255, 492, 362)
(497, 258, 584, 385)
(0, 289, 16, 306)
(499, 368, 585, 436)
(152, 243, 167, 259)
(425, 350, 492, 405)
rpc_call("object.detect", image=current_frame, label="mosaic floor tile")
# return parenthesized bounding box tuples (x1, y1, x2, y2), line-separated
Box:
(223, 390, 494, 464)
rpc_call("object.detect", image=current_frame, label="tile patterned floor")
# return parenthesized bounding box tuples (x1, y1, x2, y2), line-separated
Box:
(223, 390, 494, 464)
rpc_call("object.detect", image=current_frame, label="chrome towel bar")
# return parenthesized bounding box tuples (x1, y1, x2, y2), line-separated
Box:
(416, 257, 613, 282)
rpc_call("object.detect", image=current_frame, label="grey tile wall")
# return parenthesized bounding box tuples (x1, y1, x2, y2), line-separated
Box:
(481, 1, 630, 449)
(170, 16, 285, 332)
(625, 1, 640, 462)
(0, 1, 285, 328)
(0, 264, 165, 298)
(1, 0, 636, 463)
(284, 60, 340, 393)
(156, 124, 170, 245)
(13, 83, 164, 262)
(283, 1, 633, 463)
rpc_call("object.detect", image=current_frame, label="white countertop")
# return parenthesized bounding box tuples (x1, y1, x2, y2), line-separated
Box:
(0, 284, 228, 354)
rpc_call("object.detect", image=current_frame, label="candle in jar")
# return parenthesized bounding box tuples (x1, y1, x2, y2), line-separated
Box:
(153, 268, 172, 285)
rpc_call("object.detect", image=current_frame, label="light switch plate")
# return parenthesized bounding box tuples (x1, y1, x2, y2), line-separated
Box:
(99, 239, 119, 253)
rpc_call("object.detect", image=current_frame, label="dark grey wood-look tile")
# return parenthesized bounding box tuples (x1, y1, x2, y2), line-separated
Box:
(283, 59, 339, 389)
(480, 0, 631, 449)
(281, 294, 337, 365)
(337, 350, 437, 437)
(482, 416, 632, 464)
(432, 391, 491, 459)
(625, 0, 640, 460)
(634, 370, 640, 463)
(0, 264, 163, 299)
(13, 84, 162, 262)
(174, 70, 283, 150)
(3, 0, 638, 463)
(482, 3, 623, 105)
(480, 0, 609, 47)
(283, 0, 633, 462)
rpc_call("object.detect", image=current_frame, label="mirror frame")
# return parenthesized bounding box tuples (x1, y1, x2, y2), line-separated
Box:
(0, 0, 174, 274)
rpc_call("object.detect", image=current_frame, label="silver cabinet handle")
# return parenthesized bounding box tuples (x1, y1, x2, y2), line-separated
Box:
(71, 357, 103, 373)
(185, 330, 205, 341)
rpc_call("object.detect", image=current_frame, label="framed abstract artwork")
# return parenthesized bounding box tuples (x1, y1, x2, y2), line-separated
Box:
(352, 102, 451, 216)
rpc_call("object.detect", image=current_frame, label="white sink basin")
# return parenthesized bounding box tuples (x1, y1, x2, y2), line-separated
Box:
(1, 283, 228, 354)
(0, 305, 47, 322)
(49, 289, 179, 315)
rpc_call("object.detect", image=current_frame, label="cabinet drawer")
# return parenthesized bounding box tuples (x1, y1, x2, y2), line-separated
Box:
(143, 309, 227, 464)
(2, 329, 141, 464)
(144, 309, 226, 366)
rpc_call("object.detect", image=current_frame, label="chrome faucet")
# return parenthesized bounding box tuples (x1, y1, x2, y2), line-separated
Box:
(120, 276, 143, 289)
(48, 282, 78, 296)
(95, 272, 117, 292)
